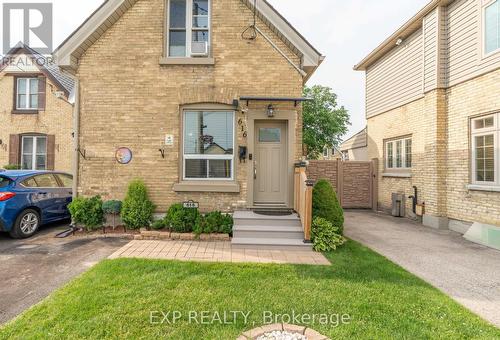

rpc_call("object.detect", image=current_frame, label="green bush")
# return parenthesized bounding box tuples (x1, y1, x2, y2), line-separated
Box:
(312, 179, 344, 235)
(194, 211, 233, 235)
(165, 203, 199, 233)
(68, 196, 104, 231)
(151, 219, 167, 230)
(311, 217, 346, 252)
(121, 179, 155, 229)
(3, 164, 20, 170)
(102, 200, 122, 215)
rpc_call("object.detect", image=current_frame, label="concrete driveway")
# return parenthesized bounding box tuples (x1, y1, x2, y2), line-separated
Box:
(345, 210, 500, 328)
(0, 222, 128, 325)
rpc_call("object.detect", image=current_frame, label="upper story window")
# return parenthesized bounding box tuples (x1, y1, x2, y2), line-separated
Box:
(167, 0, 210, 58)
(471, 114, 498, 185)
(484, 0, 500, 55)
(183, 110, 234, 180)
(16, 78, 39, 110)
(385, 137, 412, 170)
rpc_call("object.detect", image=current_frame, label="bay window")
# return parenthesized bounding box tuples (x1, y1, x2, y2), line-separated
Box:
(471, 114, 498, 185)
(21, 136, 47, 170)
(183, 110, 234, 180)
(385, 137, 412, 170)
(167, 0, 210, 57)
(484, 0, 500, 55)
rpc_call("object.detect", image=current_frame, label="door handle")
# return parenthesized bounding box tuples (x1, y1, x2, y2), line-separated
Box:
(254, 162, 257, 179)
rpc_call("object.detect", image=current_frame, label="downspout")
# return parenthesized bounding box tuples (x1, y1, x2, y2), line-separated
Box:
(71, 79, 80, 199)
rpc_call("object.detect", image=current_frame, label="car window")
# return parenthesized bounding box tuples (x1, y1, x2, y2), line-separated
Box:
(21, 177, 38, 188)
(57, 174, 73, 188)
(33, 174, 59, 188)
(0, 176, 12, 188)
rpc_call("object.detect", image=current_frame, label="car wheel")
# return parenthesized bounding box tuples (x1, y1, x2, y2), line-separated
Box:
(10, 209, 40, 239)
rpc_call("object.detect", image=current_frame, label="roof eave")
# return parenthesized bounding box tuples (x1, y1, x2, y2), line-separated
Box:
(354, 0, 453, 71)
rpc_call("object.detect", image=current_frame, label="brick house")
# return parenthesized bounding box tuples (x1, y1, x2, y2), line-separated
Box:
(54, 0, 324, 214)
(355, 0, 500, 231)
(0, 45, 74, 172)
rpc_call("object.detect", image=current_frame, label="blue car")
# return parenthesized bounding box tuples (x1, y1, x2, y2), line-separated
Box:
(0, 171, 73, 238)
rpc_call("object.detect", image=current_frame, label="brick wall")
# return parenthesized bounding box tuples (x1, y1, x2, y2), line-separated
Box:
(75, 0, 304, 212)
(0, 73, 73, 172)
(367, 68, 500, 226)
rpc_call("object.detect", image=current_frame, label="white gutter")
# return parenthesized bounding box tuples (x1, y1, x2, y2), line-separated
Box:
(71, 79, 80, 199)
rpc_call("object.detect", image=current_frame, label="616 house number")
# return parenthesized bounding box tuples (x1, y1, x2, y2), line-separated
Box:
(183, 201, 199, 209)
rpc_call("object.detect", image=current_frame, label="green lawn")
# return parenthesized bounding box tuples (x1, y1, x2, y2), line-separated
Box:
(1, 241, 498, 339)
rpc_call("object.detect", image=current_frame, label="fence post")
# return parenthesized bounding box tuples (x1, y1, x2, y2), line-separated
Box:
(304, 179, 314, 242)
(337, 159, 344, 207)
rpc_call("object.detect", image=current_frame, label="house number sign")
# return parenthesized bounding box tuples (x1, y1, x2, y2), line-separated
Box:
(183, 200, 199, 209)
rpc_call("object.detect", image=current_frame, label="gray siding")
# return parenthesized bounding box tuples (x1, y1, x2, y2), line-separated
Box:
(424, 7, 439, 92)
(447, 0, 500, 86)
(366, 29, 424, 118)
(341, 128, 368, 151)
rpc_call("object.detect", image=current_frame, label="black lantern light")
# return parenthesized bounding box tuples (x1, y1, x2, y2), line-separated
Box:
(267, 104, 275, 117)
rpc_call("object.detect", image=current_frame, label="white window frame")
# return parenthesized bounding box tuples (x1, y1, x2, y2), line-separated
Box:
(385, 137, 412, 170)
(166, 0, 211, 58)
(323, 147, 329, 157)
(482, 0, 500, 57)
(21, 136, 47, 170)
(182, 110, 235, 181)
(16, 78, 39, 110)
(471, 113, 499, 186)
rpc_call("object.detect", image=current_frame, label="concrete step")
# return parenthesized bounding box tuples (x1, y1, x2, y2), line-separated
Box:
(233, 211, 302, 227)
(233, 225, 304, 240)
(231, 237, 313, 251)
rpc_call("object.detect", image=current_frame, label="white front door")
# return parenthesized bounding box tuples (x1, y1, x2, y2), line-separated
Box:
(254, 121, 288, 205)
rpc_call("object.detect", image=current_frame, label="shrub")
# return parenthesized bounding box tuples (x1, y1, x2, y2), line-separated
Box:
(194, 211, 234, 235)
(312, 179, 344, 234)
(3, 164, 20, 170)
(68, 196, 104, 231)
(311, 217, 346, 252)
(165, 203, 200, 233)
(121, 179, 155, 229)
(152, 219, 167, 230)
(102, 200, 122, 215)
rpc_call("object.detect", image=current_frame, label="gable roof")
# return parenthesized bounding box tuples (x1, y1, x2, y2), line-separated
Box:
(1, 44, 75, 96)
(354, 0, 455, 71)
(54, 0, 324, 79)
(340, 127, 367, 151)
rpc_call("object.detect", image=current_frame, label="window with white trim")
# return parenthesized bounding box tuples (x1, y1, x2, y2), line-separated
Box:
(183, 110, 234, 180)
(21, 136, 47, 170)
(167, 0, 210, 57)
(385, 137, 412, 170)
(484, 0, 500, 55)
(16, 78, 39, 110)
(471, 114, 498, 185)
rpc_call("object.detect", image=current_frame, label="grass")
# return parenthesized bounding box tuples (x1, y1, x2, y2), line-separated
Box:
(0, 241, 498, 339)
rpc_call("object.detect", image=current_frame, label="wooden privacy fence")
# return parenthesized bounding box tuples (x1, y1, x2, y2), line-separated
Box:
(294, 165, 313, 241)
(307, 159, 378, 210)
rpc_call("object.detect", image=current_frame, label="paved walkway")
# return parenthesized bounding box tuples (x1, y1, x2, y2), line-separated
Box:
(344, 210, 500, 328)
(109, 240, 330, 265)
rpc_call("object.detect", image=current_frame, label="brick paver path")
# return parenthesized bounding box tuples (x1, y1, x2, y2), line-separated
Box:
(108, 240, 331, 265)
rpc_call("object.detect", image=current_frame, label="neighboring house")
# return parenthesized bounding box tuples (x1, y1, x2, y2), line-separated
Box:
(321, 146, 341, 160)
(0, 45, 74, 172)
(339, 127, 368, 161)
(355, 0, 500, 231)
(54, 0, 324, 213)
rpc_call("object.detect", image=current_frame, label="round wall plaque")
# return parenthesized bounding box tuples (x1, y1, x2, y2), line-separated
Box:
(115, 147, 132, 164)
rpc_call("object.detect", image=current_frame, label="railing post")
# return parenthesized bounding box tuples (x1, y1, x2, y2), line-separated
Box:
(304, 179, 315, 242)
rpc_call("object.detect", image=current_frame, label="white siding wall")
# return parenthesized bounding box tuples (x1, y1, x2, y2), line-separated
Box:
(365, 0, 500, 118)
(366, 29, 424, 118)
(447, 0, 500, 86)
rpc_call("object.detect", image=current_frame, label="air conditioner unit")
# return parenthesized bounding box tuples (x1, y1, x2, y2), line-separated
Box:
(191, 41, 209, 57)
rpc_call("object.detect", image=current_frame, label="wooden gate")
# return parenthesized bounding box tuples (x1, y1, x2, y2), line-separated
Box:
(306, 159, 378, 210)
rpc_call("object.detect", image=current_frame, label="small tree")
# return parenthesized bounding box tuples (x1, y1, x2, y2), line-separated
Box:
(121, 179, 155, 229)
(303, 85, 350, 159)
(312, 179, 344, 235)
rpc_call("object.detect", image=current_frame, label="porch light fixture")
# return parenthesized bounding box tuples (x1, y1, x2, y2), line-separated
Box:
(267, 104, 275, 117)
